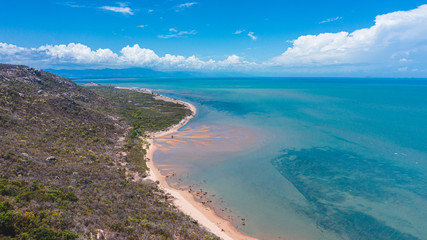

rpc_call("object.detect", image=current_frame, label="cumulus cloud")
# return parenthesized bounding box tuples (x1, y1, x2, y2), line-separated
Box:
(247, 32, 258, 40)
(0, 43, 28, 55)
(38, 43, 118, 64)
(137, 25, 148, 28)
(0, 42, 247, 71)
(219, 54, 240, 64)
(100, 3, 134, 15)
(319, 16, 342, 24)
(158, 29, 197, 39)
(271, 4, 427, 72)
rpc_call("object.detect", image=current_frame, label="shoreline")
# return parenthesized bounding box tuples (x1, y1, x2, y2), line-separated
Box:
(126, 87, 257, 240)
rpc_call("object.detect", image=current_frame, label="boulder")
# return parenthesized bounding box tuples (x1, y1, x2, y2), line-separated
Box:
(21, 153, 32, 159)
(46, 156, 57, 162)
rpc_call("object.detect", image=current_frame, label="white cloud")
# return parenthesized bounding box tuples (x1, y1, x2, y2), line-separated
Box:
(137, 25, 148, 28)
(38, 43, 118, 64)
(63, 2, 86, 8)
(271, 4, 427, 72)
(0, 43, 28, 55)
(219, 54, 240, 65)
(119, 45, 160, 66)
(233, 30, 245, 34)
(99, 3, 134, 15)
(319, 17, 342, 24)
(175, 2, 197, 11)
(177, 2, 197, 9)
(248, 32, 258, 40)
(0, 42, 248, 71)
(158, 29, 197, 39)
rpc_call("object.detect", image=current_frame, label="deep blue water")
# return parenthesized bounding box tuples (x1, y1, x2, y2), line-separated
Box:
(74, 77, 427, 240)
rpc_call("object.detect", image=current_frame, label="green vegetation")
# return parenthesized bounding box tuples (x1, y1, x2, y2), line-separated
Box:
(0, 179, 79, 240)
(0, 64, 217, 239)
(86, 86, 191, 133)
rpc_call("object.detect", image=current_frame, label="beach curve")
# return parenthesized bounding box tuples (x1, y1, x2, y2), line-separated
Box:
(137, 89, 257, 240)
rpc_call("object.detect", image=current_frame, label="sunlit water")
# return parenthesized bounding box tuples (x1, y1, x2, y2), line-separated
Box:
(74, 78, 427, 240)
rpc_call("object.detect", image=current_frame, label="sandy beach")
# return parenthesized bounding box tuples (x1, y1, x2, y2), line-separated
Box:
(133, 89, 257, 240)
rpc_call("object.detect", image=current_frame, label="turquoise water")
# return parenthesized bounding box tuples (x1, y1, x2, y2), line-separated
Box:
(75, 78, 427, 240)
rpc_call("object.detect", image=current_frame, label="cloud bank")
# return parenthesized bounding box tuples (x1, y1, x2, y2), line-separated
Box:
(0, 43, 248, 71)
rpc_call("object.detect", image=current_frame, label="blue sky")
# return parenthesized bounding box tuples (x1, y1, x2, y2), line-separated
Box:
(1, 0, 427, 76)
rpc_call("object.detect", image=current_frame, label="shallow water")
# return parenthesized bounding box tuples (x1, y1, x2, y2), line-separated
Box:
(75, 78, 427, 240)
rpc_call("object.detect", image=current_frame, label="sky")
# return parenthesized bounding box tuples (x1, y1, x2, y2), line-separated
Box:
(1, 0, 427, 77)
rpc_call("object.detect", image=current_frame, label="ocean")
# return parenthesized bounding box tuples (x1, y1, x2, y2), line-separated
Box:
(74, 77, 427, 240)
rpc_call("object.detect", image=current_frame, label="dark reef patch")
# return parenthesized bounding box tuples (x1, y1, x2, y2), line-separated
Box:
(272, 147, 424, 240)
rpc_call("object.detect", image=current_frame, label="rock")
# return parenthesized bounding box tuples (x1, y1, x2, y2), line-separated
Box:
(46, 156, 57, 162)
(81, 82, 100, 87)
(95, 229, 106, 240)
(34, 69, 42, 76)
(21, 153, 32, 159)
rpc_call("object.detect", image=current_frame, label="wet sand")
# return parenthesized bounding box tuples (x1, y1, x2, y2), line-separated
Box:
(139, 90, 257, 240)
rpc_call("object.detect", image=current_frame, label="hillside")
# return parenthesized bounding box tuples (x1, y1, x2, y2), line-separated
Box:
(0, 64, 218, 240)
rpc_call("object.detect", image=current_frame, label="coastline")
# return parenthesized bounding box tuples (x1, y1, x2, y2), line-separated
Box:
(127, 88, 257, 240)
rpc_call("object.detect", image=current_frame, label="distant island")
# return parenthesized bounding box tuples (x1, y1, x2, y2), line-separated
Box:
(0, 64, 220, 239)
